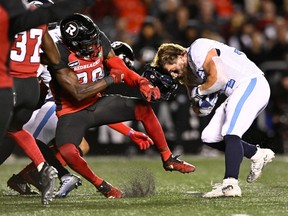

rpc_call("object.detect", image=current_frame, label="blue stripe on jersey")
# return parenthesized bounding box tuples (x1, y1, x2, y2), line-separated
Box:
(33, 104, 56, 138)
(226, 78, 257, 134)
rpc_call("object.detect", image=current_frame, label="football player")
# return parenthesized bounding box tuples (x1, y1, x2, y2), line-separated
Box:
(151, 39, 275, 198)
(5, 19, 154, 198)
(1, 0, 97, 205)
(47, 13, 196, 199)
(6, 41, 154, 198)
(3, 0, 63, 205)
(0, 0, 94, 144)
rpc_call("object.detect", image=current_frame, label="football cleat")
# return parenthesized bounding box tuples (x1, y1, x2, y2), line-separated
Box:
(162, 155, 196, 173)
(21, 168, 42, 192)
(247, 147, 275, 183)
(39, 162, 58, 205)
(7, 174, 39, 195)
(96, 180, 123, 198)
(56, 174, 82, 198)
(203, 178, 242, 198)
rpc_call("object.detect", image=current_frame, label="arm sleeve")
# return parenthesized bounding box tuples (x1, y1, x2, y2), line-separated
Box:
(100, 32, 112, 58)
(107, 123, 131, 136)
(9, 0, 95, 36)
(105, 56, 142, 87)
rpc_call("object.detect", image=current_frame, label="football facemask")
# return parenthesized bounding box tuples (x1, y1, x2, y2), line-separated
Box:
(142, 65, 179, 102)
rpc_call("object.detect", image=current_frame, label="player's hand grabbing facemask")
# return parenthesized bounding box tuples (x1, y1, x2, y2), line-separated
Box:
(128, 129, 154, 150)
(139, 78, 161, 102)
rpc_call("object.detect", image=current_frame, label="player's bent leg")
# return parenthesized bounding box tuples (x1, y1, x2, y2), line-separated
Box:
(134, 102, 196, 173)
(58, 143, 123, 198)
(247, 146, 275, 183)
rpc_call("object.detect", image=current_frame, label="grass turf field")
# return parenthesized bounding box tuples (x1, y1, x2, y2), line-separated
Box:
(0, 154, 287, 216)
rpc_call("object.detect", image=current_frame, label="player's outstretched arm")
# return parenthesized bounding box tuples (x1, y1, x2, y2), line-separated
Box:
(108, 123, 154, 150)
(105, 55, 161, 102)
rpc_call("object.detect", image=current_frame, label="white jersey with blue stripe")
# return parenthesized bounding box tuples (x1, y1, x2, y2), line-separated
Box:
(192, 39, 271, 139)
(187, 38, 264, 96)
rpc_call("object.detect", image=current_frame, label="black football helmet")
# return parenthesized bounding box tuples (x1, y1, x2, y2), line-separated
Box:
(142, 65, 179, 101)
(111, 41, 134, 69)
(60, 13, 101, 57)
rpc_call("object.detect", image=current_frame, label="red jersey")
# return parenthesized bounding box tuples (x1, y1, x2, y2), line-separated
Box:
(0, 5, 13, 88)
(10, 25, 47, 78)
(49, 36, 111, 117)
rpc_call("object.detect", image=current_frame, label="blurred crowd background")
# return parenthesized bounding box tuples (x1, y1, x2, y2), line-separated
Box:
(17, 0, 288, 157)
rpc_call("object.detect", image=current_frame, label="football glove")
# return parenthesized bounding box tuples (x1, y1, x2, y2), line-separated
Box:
(128, 129, 154, 150)
(139, 78, 161, 102)
(191, 86, 205, 104)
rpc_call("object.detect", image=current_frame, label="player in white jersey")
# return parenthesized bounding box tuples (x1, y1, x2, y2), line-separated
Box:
(151, 38, 275, 198)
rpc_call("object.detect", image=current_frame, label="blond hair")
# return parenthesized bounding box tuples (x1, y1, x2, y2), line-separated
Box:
(151, 43, 187, 68)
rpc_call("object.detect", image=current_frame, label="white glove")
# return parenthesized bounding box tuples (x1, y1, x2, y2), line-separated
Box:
(198, 92, 219, 116)
(191, 86, 204, 104)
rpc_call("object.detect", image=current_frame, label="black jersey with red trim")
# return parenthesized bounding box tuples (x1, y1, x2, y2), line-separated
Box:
(49, 31, 112, 117)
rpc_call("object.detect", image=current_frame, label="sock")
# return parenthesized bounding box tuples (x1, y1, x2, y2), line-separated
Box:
(50, 145, 68, 166)
(241, 140, 257, 159)
(37, 162, 44, 172)
(58, 143, 103, 187)
(204, 140, 257, 159)
(37, 140, 69, 179)
(135, 102, 172, 161)
(204, 141, 225, 152)
(224, 135, 243, 179)
(8, 129, 45, 167)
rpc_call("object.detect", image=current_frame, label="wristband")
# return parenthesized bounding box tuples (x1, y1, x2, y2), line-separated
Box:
(127, 129, 134, 137)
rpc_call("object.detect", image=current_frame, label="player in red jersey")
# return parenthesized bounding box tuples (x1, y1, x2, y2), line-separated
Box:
(0, 0, 95, 144)
(0, 0, 95, 205)
(48, 13, 196, 199)
(6, 0, 60, 205)
(4, 38, 153, 198)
